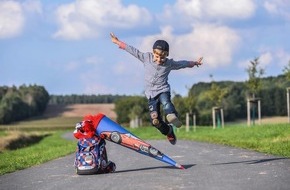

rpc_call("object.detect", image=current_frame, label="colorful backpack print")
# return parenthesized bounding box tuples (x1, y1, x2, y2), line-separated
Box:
(74, 136, 110, 175)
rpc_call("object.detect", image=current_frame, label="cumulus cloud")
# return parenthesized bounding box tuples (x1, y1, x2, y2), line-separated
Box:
(204, 0, 256, 20)
(238, 48, 290, 74)
(53, 0, 152, 40)
(163, 0, 256, 22)
(0, 1, 24, 39)
(259, 52, 273, 68)
(238, 56, 267, 70)
(275, 49, 290, 67)
(0, 0, 43, 39)
(139, 24, 240, 68)
(264, 0, 290, 20)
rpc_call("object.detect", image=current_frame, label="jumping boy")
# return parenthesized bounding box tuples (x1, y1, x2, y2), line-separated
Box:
(110, 32, 203, 145)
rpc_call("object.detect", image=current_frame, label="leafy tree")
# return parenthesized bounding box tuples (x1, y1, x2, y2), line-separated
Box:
(283, 60, 290, 82)
(204, 83, 228, 107)
(246, 57, 265, 98)
(0, 85, 49, 124)
(222, 82, 246, 120)
(114, 96, 148, 124)
(172, 93, 187, 123)
(128, 104, 143, 127)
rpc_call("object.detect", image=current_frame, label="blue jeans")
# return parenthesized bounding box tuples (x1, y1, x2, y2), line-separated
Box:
(148, 92, 177, 135)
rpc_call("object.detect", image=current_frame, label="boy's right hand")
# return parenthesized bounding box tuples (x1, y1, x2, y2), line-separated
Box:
(110, 32, 120, 45)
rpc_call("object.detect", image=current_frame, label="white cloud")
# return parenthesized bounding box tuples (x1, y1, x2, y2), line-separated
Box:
(163, 0, 256, 22)
(237, 57, 264, 73)
(0, 1, 25, 39)
(53, 0, 152, 40)
(204, 0, 256, 20)
(258, 50, 290, 76)
(238, 48, 290, 75)
(139, 24, 240, 68)
(175, 0, 202, 18)
(0, 0, 43, 39)
(259, 52, 273, 68)
(238, 59, 249, 70)
(264, 1, 278, 13)
(275, 49, 290, 66)
(264, 0, 290, 20)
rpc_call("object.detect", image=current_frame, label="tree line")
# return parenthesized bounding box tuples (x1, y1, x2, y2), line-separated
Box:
(0, 85, 49, 124)
(114, 74, 290, 125)
(49, 94, 125, 105)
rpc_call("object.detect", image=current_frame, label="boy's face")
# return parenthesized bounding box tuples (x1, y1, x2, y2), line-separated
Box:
(153, 49, 168, 65)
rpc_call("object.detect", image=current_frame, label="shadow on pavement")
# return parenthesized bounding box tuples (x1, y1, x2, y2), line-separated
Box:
(211, 157, 287, 165)
(115, 164, 196, 173)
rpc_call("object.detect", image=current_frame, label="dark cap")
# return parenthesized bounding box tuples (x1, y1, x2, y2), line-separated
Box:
(153, 40, 169, 52)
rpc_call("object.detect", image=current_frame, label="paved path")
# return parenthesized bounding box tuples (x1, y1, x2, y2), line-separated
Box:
(1, 136, 289, 190)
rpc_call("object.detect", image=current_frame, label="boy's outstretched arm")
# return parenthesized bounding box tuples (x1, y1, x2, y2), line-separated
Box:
(189, 57, 203, 68)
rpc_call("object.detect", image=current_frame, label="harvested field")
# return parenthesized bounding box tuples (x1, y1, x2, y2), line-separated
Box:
(43, 104, 116, 120)
(260, 116, 289, 124)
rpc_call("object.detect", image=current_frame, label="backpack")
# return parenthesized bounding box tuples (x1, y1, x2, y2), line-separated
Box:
(74, 136, 108, 175)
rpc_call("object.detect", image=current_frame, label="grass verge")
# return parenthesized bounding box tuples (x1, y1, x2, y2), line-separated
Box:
(0, 131, 76, 175)
(130, 123, 290, 158)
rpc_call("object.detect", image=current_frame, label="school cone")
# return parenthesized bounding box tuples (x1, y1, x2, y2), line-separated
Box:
(89, 113, 184, 169)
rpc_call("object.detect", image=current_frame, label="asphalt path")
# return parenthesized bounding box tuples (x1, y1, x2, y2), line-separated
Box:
(0, 133, 290, 190)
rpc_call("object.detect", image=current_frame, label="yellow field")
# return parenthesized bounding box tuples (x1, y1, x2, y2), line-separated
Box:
(43, 103, 116, 120)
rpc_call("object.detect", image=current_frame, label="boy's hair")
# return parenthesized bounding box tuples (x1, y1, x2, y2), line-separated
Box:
(153, 40, 169, 56)
(153, 49, 168, 57)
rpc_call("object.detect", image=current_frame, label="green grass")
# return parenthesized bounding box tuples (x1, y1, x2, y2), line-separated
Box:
(130, 124, 290, 158)
(0, 130, 76, 175)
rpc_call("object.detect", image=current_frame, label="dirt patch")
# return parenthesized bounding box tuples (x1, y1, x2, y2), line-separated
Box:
(43, 104, 116, 120)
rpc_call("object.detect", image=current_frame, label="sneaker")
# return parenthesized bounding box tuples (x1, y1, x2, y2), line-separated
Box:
(166, 113, 182, 128)
(103, 161, 116, 173)
(167, 124, 176, 145)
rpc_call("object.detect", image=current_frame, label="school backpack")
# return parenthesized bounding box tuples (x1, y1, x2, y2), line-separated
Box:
(74, 136, 108, 175)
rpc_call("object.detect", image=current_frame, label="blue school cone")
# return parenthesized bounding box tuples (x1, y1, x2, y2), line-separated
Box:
(94, 114, 184, 169)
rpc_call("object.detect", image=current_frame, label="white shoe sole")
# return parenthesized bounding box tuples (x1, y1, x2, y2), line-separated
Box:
(166, 114, 182, 128)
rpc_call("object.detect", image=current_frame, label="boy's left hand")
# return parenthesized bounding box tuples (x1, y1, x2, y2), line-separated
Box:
(190, 57, 203, 67)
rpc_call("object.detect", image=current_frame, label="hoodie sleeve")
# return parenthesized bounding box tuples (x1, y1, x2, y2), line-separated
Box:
(168, 59, 192, 70)
(119, 42, 150, 63)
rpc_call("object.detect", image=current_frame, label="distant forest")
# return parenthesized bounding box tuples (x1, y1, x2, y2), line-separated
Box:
(1, 74, 290, 125)
(48, 94, 126, 105)
(0, 85, 49, 124)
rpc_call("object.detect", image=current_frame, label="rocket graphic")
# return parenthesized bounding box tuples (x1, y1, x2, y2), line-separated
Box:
(87, 113, 184, 169)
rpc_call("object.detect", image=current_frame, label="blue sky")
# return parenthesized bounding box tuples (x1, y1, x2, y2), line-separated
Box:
(1, 0, 290, 96)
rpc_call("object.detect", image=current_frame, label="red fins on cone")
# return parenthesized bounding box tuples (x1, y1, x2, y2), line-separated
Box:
(86, 113, 184, 169)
